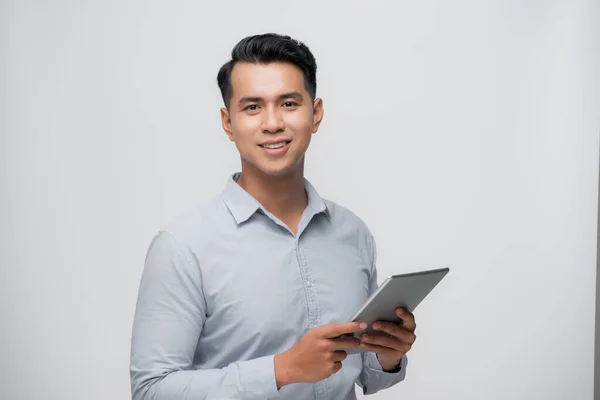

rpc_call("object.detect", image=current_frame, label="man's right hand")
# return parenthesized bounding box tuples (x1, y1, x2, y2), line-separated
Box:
(274, 321, 366, 388)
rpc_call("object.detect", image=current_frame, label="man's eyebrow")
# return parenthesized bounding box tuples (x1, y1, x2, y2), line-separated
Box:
(279, 92, 304, 101)
(238, 92, 304, 105)
(238, 96, 263, 105)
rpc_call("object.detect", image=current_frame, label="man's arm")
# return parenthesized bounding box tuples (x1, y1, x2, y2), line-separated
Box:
(129, 230, 279, 400)
(355, 228, 408, 395)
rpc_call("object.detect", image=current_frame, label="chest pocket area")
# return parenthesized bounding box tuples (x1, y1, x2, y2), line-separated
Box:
(200, 251, 307, 358)
(302, 242, 372, 323)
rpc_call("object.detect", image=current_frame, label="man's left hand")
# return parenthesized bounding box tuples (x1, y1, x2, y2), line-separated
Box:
(359, 307, 416, 371)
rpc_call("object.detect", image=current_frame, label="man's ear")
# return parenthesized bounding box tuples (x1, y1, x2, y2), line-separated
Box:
(312, 98, 324, 134)
(220, 107, 235, 142)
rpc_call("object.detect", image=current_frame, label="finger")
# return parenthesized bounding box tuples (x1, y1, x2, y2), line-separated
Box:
(330, 336, 361, 350)
(360, 333, 403, 351)
(359, 341, 400, 357)
(331, 350, 348, 362)
(395, 308, 416, 331)
(320, 322, 367, 338)
(371, 321, 403, 337)
(332, 361, 343, 374)
(371, 323, 417, 345)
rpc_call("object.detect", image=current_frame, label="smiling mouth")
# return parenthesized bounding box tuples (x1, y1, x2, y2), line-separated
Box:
(259, 141, 291, 149)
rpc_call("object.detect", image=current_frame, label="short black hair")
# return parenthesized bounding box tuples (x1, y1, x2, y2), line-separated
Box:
(217, 33, 317, 109)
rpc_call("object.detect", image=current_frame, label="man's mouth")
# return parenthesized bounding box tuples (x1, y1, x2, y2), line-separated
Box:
(259, 141, 291, 149)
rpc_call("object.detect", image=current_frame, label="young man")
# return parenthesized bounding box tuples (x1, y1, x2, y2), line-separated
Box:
(130, 33, 416, 400)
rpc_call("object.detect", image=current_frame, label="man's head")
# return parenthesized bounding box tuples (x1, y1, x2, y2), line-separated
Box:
(217, 33, 323, 178)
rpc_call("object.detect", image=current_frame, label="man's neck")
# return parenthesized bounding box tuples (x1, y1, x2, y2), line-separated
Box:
(237, 164, 307, 232)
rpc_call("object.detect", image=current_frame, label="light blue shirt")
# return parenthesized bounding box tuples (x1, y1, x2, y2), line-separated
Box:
(130, 173, 407, 399)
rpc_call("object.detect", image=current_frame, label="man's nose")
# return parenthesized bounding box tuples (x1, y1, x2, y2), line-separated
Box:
(260, 107, 285, 133)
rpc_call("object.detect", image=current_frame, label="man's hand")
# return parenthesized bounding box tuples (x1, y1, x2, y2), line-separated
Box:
(359, 307, 417, 371)
(274, 322, 366, 388)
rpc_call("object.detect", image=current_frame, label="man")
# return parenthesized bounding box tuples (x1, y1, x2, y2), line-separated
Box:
(130, 33, 416, 400)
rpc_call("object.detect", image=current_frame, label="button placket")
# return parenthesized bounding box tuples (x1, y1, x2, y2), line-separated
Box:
(295, 238, 327, 399)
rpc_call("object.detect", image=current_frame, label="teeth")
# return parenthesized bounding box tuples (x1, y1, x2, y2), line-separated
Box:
(263, 142, 287, 149)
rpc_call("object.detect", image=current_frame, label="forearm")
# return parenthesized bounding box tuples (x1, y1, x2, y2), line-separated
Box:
(131, 355, 278, 400)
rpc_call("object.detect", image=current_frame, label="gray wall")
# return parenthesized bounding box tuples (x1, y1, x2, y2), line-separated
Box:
(596, 150, 600, 399)
(2, 1, 599, 399)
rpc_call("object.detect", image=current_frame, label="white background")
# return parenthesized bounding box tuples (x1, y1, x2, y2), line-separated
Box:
(2, 1, 599, 399)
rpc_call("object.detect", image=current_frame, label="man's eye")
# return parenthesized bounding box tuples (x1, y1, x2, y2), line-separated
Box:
(245, 104, 258, 111)
(283, 102, 297, 108)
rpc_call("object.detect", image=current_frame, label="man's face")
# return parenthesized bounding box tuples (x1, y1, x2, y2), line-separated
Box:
(220, 62, 323, 178)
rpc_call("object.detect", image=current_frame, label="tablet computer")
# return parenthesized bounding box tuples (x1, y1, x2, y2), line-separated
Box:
(344, 267, 449, 354)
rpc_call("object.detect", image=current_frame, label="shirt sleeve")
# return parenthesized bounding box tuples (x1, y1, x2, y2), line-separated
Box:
(356, 227, 408, 395)
(130, 230, 279, 400)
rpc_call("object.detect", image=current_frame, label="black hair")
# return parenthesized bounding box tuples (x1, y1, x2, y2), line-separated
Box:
(217, 33, 317, 109)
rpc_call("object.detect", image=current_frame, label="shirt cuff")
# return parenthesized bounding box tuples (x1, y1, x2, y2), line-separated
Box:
(235, 355, 279, 399)
(365, 351, 407, 373)
(361, 351, 408, 395)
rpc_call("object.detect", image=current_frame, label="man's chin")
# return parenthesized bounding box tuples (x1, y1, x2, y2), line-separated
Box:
(241, 154, 305, 179)
(260, 167, 297, 178)
(256, 161, 302, 178)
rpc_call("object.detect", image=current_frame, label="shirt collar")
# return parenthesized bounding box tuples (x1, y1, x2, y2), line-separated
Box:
(221, 172, 329, 225)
